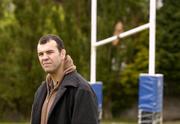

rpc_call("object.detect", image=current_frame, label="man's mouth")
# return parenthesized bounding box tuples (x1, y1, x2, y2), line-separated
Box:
(43, 63, 51, 67)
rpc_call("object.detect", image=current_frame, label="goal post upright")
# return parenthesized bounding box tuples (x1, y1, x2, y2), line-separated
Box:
(90, 0, 164, 123)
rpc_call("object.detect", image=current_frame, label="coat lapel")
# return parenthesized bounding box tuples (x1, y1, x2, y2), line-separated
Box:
(47, 71, 79, 120)
(48, 86, 67, 119)
(33, 83, 47, 124)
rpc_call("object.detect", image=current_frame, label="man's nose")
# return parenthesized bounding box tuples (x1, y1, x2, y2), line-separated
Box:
(42, 54, 49, 60)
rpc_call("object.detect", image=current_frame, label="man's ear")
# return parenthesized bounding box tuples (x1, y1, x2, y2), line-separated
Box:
(60, 49, 66, 59)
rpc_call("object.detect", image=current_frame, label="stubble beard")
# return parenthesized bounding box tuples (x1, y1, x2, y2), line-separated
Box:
(43, 63, 61, 75)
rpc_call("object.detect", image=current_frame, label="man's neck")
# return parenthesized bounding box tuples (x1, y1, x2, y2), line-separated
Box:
(50, 74, 58, 86)
(49, 69, 65, 86)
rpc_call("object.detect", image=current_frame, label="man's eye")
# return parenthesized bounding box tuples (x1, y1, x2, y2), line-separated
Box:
(38, 53, 43, 56)
(47, 51, 54, 54)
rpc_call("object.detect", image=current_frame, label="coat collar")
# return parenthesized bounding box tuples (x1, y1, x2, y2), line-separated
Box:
(60, 70, 79, 88)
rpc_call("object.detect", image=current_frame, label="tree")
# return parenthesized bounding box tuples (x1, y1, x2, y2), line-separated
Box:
(96, 0, 149, 118)
(0, 0, 91, 120)
(0, 0, 64, 119)
(2, 0, 179, 121)
(156, 0, 180, 96)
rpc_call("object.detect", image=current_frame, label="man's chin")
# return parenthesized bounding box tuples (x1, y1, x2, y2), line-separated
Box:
(44, 69, 54, 73)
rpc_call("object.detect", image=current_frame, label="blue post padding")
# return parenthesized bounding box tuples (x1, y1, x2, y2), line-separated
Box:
(139, 74, 163, 112)
(91, 82, 103, 112)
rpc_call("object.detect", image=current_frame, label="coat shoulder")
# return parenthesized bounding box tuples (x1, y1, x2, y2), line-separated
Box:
(75, 73, 91, 89)
(65, 71, 94, 93)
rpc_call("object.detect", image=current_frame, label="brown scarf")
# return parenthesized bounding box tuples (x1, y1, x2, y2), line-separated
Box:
(40, 55, 76, 124)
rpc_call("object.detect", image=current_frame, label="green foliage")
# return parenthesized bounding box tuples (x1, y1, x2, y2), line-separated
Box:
(96, 0, 149, 117)
(0, 0, 91, 120)
(156, 0, 180, 96)
(0, 0, 179, 121)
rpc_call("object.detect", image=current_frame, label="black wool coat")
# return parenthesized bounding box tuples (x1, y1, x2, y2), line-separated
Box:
(31, 71, 99, 124)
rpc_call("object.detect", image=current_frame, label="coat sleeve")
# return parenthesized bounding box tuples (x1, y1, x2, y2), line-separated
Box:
(71, 88, 99, 124)
(30, 90, 38, 124)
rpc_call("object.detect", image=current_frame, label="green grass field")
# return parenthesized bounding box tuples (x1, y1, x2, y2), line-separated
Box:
(0, 121, 180, 124)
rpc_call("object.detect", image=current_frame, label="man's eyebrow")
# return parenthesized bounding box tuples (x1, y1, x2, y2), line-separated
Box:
(38, 49, 54, 53)
(37, 51, 42, 53)
(37, 51, 43, 55)
(46, 50, 55, 52)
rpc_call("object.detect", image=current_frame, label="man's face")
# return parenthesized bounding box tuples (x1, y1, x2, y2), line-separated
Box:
(37, 40, 65, 73)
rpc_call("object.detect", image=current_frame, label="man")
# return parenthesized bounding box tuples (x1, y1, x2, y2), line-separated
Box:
(31, 34, 99, 124)
(112, 21, 124, 46)
(111, 21, 124, 71)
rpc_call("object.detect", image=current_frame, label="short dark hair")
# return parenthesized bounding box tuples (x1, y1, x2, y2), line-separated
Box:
(38, 34, 65, 51)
